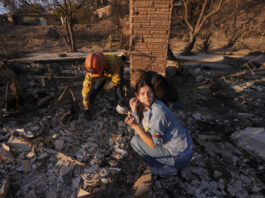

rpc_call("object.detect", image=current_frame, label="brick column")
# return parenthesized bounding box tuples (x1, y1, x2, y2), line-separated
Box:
(129, 0, 173, 76)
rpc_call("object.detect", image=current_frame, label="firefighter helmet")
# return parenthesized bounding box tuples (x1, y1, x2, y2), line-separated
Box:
(84, 52, 106, 77)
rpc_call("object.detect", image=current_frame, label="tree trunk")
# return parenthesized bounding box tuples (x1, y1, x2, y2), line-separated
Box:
(65, 18, 77, 52)
(233, 0, 239, 30)
(181, 34, 197, 55)
(65, 18, 72, 50)
(68, 22, 77, 52)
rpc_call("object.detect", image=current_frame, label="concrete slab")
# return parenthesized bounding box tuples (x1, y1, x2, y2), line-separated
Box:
(173, 52, 224, 62)
(9, 52, 90, 63)
(24, 52, 90, 61)
(11, 50, 125, 63)
(173, 51, 265, 64)
(231, 127, 265, 160)
(229, 55, 265, 64)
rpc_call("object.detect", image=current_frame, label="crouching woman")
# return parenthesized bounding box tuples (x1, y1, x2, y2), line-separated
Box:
(125, 79, 193, 175)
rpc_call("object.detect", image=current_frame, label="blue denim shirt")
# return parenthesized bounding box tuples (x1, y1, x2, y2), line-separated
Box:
(133, 100, 193, 158)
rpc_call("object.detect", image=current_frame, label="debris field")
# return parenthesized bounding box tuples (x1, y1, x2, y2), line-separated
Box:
(0, 53, 265, 198)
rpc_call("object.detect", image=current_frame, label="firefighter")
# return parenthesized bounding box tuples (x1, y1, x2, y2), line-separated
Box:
(82, 52, 125, 120)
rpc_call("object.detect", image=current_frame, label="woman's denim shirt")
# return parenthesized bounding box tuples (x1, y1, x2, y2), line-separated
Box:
(133, 99, 193, 157)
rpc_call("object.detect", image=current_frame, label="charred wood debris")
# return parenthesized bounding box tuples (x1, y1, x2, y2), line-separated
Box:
(0, 56, 265, 198)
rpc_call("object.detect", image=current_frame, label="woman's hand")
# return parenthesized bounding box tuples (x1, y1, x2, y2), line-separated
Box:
(129, 97, 137, 113)
(125, 112, 156, 149)
(125, 112, 138, 128)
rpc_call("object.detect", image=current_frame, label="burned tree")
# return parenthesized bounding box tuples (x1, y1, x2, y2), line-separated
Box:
(110, 0, 128, 37)
(223, 0, 265, 49)
(18, 0, 89, 52)
(181, 0, 225, 55)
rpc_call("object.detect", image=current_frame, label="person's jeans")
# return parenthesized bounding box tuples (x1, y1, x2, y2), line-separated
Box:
(130, 135, 175, 168)
(89, 79, 107, 104)
(130, 135, 193, 169)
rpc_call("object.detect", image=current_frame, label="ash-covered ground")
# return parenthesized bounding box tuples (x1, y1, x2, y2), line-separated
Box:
(0, 54, 265, 198)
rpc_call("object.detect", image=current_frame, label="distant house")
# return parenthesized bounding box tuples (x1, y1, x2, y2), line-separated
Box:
(0, 13, 14, 26)
(94, 5, 112, 19)
(11, 8, 60, 26)
(13, 12, 49, 26)
(94, 0, 129, 19)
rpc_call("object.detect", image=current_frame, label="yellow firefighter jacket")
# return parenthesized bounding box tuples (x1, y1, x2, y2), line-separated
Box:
(82, 53, 122, 109)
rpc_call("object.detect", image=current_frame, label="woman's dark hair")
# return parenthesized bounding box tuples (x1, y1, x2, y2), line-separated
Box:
(134, 79, 155, 120)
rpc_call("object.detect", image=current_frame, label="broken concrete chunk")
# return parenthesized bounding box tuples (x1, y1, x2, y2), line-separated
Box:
(197, 134, 222, 141)
(37, 152, 48, 160)
(26, 149, 36, 158)
(108, 167, 121, 173)
(15, 128, 34, 138)
(45, 191, 57, 198)
(133, 168, 152, 197)
(21, 159, 32, 173)
(72, 177, 81, 188)
(231, 127, 265, 160)
(108, 159, 118, 167)
(55, 159, 64, 167)
(77, 188, 90, 197)
(56, 152, 85, 166)
(8, 136, 32, 152)
(1, 143, 10, 151)
(0, 175, 10, 197)
(84, 164, 100, 174)
(89, 158, 101, 166)
(192, 112, 211, 121)
(54, 140, 64, 151)
(15, 128, 25, 133)
(26, 189, 37, 198)
(111, 148, 128, 160)
(60, 166, 73, 186)
(47, 173, 56, 185)
(76, 148, 90, 162)
(213, 170, 222, 179)
(0, 147, 15, 163)
(62, 160, 71, 167)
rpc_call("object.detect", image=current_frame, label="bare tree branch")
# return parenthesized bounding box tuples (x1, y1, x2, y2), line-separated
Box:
(195, 0, 208, 31)
(181, 0, 226, 55)
(197, 0, 224, 33)
(182, 0, 193, 32)
(18, 0, 85, 51)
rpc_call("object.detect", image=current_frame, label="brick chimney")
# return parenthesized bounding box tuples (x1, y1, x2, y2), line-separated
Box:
(129, 0, 173, 76)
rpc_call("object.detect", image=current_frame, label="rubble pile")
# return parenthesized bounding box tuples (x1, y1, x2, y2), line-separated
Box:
(0, 61, 137, 197)
(0, 55, 265, 197)
(152, 56, 265, 198)
(0, 115, 132, 197)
